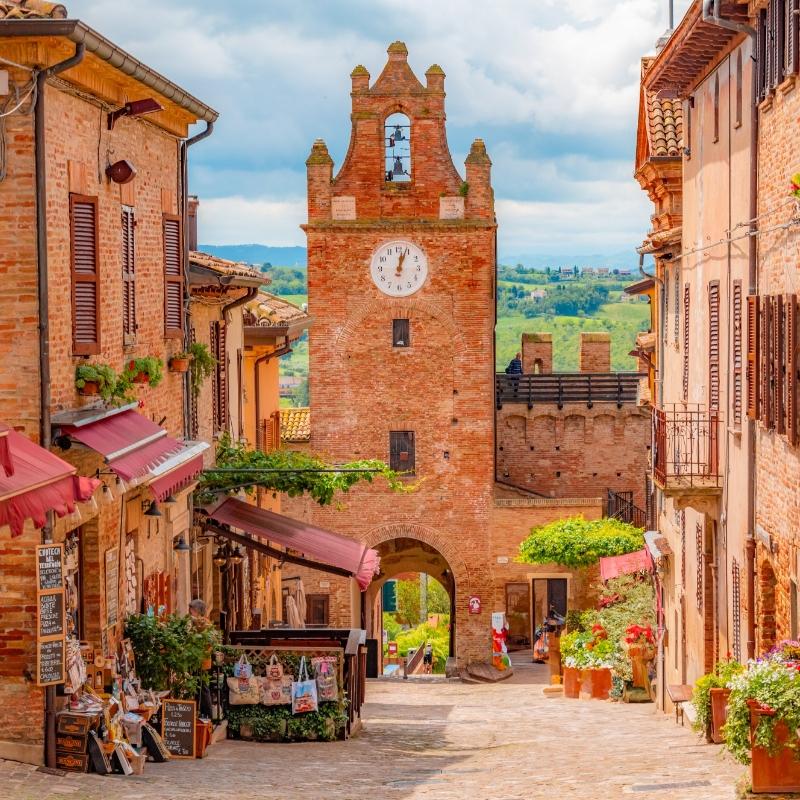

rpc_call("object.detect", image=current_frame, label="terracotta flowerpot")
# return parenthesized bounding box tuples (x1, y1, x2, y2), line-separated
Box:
(709, 687, 730, 744)
(563, 666, 580, 699)
(169, 358, 189, 373)
(628, 643, 655, 691)
(579, 667, 612, 700)
(133, 372, 150, 384)
(749, 703, 800, 793)
(78, 380, 99, 396)
(195, 719, 212, 758)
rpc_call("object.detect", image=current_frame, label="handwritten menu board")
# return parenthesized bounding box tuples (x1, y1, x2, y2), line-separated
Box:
(36, 544, 65, 686)
(37, 636, 65, 686)
(105, 547, 119, 628)
(161, 699, 196, 759)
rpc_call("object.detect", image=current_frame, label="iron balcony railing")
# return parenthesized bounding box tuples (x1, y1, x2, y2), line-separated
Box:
(606, 489, 648, 529)
(495, 372, 644, 410)
(652, 406, 721, 489)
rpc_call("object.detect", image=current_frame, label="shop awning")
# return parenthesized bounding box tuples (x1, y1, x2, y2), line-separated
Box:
(203, 497, 380, 590)
(60, 410, 208, 498)
(599, 548, 653, 582)
(0, 423, 12, 476)
(0, 427, 99, 536)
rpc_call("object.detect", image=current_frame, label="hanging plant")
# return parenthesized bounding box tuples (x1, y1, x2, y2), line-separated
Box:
(169, 351, 191, 373)
(188, 342, 216, 397)
(75, 363, 117, 400)
(125, 356, 164, 387)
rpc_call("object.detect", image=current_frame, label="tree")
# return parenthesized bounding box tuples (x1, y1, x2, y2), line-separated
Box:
(291, 377, 309, 407)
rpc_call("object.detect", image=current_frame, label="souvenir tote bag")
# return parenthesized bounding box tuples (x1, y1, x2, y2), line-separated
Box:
(233, 653, 253, 679)
(266, 653, 284, 681)
(312, 656, 338, 702)
(227, 676, 261, 705)
(291, 657, 318, 714)
(260, 675, 292, 706)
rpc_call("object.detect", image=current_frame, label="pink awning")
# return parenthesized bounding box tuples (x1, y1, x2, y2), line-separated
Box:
(599, 548, 653, 582)
(205, 497, 380, 590)
(0, 423, 12, 477)
(0, 428, 99, 536)
(60, 411, 206, 491)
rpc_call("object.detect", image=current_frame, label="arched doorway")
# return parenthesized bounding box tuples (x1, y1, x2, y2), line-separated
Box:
(364, 537, 456, 674)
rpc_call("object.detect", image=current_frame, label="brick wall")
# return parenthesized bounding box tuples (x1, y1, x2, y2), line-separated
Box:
(579, 333, 611, 373)
(521, 333, 552, 374)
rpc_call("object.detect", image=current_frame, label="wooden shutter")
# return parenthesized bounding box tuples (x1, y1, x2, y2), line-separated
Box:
(736, 50, 743, 126)
(787, 0, 799, 76)
(758, 9, 769, 100)
(761, 295, 773, 428)
(747, 295, 760, 419)
(211, 320, 228, 432)
(709, 281, 720, 412)
(121, 206, 136, 343)
(775, 295, 785, 432)
(787, 294, 798, 445)
(189, 327, 198, 438)
(389, 431, 415, 475)
(683, 284, 690, 401)
(674, 267, 680, 344)
(163, 215, 183, 337)
(713, 73, 720, 143)
(732, 281, 743, 424)
(69, 194, 100, 355)
(776, 0, 787, 86)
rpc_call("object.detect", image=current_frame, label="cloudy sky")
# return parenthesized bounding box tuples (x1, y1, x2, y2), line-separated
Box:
(68, 0, 691, 258)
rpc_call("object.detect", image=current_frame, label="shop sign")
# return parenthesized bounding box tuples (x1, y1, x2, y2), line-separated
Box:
(387, 641, 398, 656)
(36, 543, 65, 686)
(468, 595, 481, 615)
(161, 699, 196, 759)
(105, 547, 119, 628)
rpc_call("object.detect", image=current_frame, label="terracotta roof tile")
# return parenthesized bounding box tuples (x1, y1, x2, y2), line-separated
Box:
(189, 250, 264, 282)
(0, 0, 67, 18)
(646, 93, 683, 157)
(280, 407, 310, 443)
(246, 291, 309, 327)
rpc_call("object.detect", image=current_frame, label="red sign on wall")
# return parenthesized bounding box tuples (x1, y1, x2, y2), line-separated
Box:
(387, 641, 398, 656)
(468, 596, 481, 615)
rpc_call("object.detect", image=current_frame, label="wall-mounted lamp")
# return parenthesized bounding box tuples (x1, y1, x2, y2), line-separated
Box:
(107, 98, 163, 130)
(143, 500, 161, 518)
(163, 493, 178, 505)
(105, 159, 137, 184)
(173, 535, 190, 552)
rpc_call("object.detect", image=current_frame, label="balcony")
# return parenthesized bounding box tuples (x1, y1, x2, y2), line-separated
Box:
(495, 372, 644, 410)
(652, 406, 722, 511)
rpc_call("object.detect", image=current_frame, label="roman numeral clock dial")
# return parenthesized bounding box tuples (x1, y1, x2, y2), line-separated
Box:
(370, 240, 428, 297)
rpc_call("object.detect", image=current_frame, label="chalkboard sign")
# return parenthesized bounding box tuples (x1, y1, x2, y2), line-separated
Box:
(36, 544, 64, 591)
(38, 591, 65, 638)
(161, 699, 196, 759)
(37, 637, 65, 686)
(104, 547, 118, 628)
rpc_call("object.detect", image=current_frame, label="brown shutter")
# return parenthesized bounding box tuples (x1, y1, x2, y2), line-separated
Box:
(683, 284, 690, 401)
(761, 295, 773, 428)
(121, 206, 136, 344)
(758, 9, 768, 100)
(713, 73, 720, 143)
(189, 326, 198, 439)
(709, 281, 720, 411)
(787, 0, 799, 76)
(163, 215, 183, 337)
(776, 0, 787, 86)
(69, 194, 100, 355)
(787, 294, 798, 445)
(733, 281, 743, 424)
(775, 294, 785, 433)
(211, 320, 228, 432)
(747, 295, 760, 420)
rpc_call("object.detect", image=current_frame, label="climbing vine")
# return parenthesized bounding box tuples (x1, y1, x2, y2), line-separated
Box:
(196, 435, 415, 506)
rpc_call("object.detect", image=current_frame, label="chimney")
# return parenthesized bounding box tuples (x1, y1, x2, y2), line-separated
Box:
(187, 195, 199, 251)
(579, 332, 611, 373)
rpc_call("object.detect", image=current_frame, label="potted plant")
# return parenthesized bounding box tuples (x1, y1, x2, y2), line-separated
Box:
(691, 659, 744, 743)
(723, 655, 800, 794)
(125, 356, 164, 387)
(169, 351, 191, 373)
(559, 630, 586, 699)
(624, 623, 655, 691)
(75, 363, 116, 399)
(188, 342, 216, 397)
(580, 625, 616, 700)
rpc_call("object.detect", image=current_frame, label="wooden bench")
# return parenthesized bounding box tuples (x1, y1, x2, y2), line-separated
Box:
(667, 684, 693, 726)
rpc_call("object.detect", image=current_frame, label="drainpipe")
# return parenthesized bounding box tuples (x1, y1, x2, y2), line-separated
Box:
(703, 0, 758, 661)
(34, 42, 85, 771)
(221, 286, 259, 324)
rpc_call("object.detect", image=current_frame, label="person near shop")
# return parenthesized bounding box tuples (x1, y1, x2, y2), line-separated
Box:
(189, 599, 214, 719)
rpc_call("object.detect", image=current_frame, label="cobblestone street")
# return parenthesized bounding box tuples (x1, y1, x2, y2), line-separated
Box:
(0, 665, 743, 800)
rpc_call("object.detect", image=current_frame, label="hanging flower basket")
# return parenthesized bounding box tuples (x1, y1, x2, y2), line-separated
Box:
(169, 356, 190, 374)
(78, 380, 99, 396)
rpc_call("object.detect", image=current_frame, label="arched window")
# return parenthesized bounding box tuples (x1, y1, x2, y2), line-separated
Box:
(385, 112, 411, 182)
(533, 359, 543, 375)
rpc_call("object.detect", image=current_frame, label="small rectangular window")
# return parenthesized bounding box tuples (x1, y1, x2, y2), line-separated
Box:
(306, 594, 330, 627)
(392, 318, 410, 347)
(390, 430, 415, 475)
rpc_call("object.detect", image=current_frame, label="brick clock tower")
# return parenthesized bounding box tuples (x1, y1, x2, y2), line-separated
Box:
(292, 42, 496, 668)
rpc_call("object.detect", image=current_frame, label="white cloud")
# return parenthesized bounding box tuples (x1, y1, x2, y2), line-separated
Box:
(198, 197, 307, 246)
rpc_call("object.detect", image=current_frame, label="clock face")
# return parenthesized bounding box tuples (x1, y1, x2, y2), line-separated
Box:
(370, 240, 428, 297)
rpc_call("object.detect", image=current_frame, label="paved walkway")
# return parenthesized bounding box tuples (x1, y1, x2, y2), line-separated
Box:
(0, 664, 743, 800)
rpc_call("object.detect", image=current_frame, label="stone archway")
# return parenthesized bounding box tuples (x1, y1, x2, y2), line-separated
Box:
(363, 522, 469, 670)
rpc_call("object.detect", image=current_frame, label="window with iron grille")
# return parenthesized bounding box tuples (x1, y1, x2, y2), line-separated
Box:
(392, 318, 410, 347)
(683, 284, 690, 400)
(389, 431, 415, 475)
(733, 281, 743, 425)
(696, 522, 704, 611)
(664, 269, 670, 348)
(709, 281, 720, 411)
(732, 558, 742, 662)
(674, 267, 680, 344)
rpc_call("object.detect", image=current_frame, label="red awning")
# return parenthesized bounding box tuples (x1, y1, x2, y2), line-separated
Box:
(61, 410, 207, 492)
(0, 428, 99, 536)
(599, 548, 653, 582)
(205, 497, 380, 590)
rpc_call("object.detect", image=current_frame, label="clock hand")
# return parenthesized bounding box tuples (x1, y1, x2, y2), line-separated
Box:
(396, 251, 406, 275)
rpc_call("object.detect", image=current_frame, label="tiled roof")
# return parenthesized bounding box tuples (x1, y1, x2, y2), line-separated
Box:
(647, 92, 683, 157)
(280, 407, 310, 443)
(189, 251, 264, 282)
(0, 0, 67, 18)
(246, 291, 308, 327)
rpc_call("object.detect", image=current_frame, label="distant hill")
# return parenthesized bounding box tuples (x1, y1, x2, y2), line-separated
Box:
(198, 244, 307, 268)
(499, 250, 649, 271)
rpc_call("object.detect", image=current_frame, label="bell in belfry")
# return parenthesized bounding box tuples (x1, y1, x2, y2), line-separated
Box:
(393, 124, 404, 140)
(392, 156, 405, 177)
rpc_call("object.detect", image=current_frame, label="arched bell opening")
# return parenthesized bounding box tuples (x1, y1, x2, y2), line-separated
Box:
(384, 112, 411, 182)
